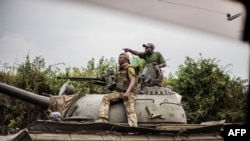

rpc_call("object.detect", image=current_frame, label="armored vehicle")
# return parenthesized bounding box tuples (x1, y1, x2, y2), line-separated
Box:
(0, 63, 225, 141)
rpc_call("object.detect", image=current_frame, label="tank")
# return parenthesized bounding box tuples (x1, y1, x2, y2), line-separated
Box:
(0, 63, 225, 141)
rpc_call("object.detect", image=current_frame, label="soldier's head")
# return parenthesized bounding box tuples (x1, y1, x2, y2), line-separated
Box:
(143, 43, 155, 55)
(118, 52, 130, 65)
(48, 111, 62, 121)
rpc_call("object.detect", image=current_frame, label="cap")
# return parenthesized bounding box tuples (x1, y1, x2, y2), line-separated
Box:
(119, 52, 130, 60)
(142, 43, 155, 49)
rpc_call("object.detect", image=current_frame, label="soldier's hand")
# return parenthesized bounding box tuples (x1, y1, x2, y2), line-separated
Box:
(123, 92, 129, 101)
(122, 48, 130, 52)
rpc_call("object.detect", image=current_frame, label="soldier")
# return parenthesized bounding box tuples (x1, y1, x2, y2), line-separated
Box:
(95, 52, 138, 127)
(123, 43, 166, 86)
(122, 43, 166, 68)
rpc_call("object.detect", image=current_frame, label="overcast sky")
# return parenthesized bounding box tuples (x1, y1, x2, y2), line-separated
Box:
(0, 0, 249, 80)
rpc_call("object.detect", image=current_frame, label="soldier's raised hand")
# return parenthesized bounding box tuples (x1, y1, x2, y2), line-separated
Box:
(122, 48, 130, 52)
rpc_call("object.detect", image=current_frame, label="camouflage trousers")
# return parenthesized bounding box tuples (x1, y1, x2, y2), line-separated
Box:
(98, 91, 138, 127)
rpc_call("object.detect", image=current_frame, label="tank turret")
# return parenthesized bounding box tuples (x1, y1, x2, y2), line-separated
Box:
(0, 81, 186, 124)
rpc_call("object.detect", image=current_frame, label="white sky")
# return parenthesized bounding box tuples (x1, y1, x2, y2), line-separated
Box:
(0, 0, 249, 79)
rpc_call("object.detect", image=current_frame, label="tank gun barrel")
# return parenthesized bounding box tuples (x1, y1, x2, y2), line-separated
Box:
(0, 82, 50, 109)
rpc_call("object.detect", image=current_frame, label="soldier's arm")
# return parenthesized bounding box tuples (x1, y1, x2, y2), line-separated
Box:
(158, 62, 166, 68)
(123, 48, 144, 56)
(158, 53, 167, 68)
(123, 68, 136, 100)
(126, 67, 136, 93)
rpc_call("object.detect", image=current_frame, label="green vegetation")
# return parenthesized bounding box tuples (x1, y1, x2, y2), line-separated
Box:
(0, 54, 248, 130)
(165, 54, 248, 123)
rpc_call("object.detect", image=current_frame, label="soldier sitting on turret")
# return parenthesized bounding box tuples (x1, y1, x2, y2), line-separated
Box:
(95, 52, 138, 127)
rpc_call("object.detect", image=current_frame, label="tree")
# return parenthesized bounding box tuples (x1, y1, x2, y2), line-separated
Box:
(0, 55, 66, 129)
(166, 55, 248, 123)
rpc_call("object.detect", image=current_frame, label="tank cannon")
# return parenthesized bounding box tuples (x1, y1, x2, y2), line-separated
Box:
(0, 64, 225, 141)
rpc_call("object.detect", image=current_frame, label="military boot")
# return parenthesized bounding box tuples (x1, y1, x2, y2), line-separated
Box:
(95, 118, 108, 123)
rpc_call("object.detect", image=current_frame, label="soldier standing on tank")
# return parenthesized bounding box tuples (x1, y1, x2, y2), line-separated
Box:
(95, 52, 138, 127)
(123, 43, 166, 86)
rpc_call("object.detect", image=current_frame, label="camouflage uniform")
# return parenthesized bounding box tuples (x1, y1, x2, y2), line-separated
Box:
(98, 62, 138, 127)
